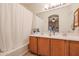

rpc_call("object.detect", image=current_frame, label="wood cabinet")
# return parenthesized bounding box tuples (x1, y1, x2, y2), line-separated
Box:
(70, 41, 79, 56)
(29, 36, 38, 54)
(64, 41, 70, 56)
(29, 36, 79, 56)
(38, 37, 50, 56)
(51, 39, 66, 56)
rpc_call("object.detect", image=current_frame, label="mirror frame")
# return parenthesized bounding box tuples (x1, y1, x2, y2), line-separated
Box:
(73, 8, 79, 30)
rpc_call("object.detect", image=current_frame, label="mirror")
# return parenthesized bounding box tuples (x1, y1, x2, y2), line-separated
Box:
(73, 8, 79, 30)
(35, 3, 79, 33)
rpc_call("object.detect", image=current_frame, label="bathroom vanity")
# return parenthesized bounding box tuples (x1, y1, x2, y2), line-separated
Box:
(29, 7, 79, 56)
(29, 34, 79, 56)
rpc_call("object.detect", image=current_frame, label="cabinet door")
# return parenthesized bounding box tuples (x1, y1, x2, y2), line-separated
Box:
(64, 41, 70, 56)
(29, 36, 37, 54)
(38, 37, 50, 56)
(70, 41, 79, 56)
(51, 39, 66, 56)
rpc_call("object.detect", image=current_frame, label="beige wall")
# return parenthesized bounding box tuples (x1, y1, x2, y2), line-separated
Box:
(32, 14, 44, 33)
(0, 4, 33, 53)
(37, 3, 79, 33)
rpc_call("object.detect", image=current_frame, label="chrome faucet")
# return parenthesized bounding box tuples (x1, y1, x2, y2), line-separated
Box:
(53, 31, 55, 35)
(49, 31, 51, 36)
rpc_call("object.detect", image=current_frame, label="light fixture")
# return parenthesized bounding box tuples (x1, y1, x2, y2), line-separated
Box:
(44, 3, 66, 10)
(44, 4, 49, 10)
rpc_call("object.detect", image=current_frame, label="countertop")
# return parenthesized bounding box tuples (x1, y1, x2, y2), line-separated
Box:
(30, 33, 79, 41)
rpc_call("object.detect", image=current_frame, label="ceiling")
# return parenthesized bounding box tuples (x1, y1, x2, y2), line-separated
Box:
(21, 3, 48, 13)
(21, 3, 71, 14)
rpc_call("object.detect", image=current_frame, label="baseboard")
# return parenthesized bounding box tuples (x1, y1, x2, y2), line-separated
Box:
(0, 43, 29, 56)
(20, 48, 29, 56)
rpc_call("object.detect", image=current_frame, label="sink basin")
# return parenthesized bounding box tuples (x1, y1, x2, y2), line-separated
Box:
(67, 35, 79, 40)
(50, 33, 67, 39)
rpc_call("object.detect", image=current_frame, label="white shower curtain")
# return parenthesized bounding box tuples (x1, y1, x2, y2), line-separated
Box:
(0, 4, 33, 52)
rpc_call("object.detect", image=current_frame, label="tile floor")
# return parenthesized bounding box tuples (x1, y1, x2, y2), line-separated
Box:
(24, 52, 37, 56)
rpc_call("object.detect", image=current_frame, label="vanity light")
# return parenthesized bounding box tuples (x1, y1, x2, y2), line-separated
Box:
(44, 4, 49, 10)
(44, 3, 66, 10)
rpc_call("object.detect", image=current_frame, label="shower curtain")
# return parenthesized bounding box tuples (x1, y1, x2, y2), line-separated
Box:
(0, 4, 33, 52)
